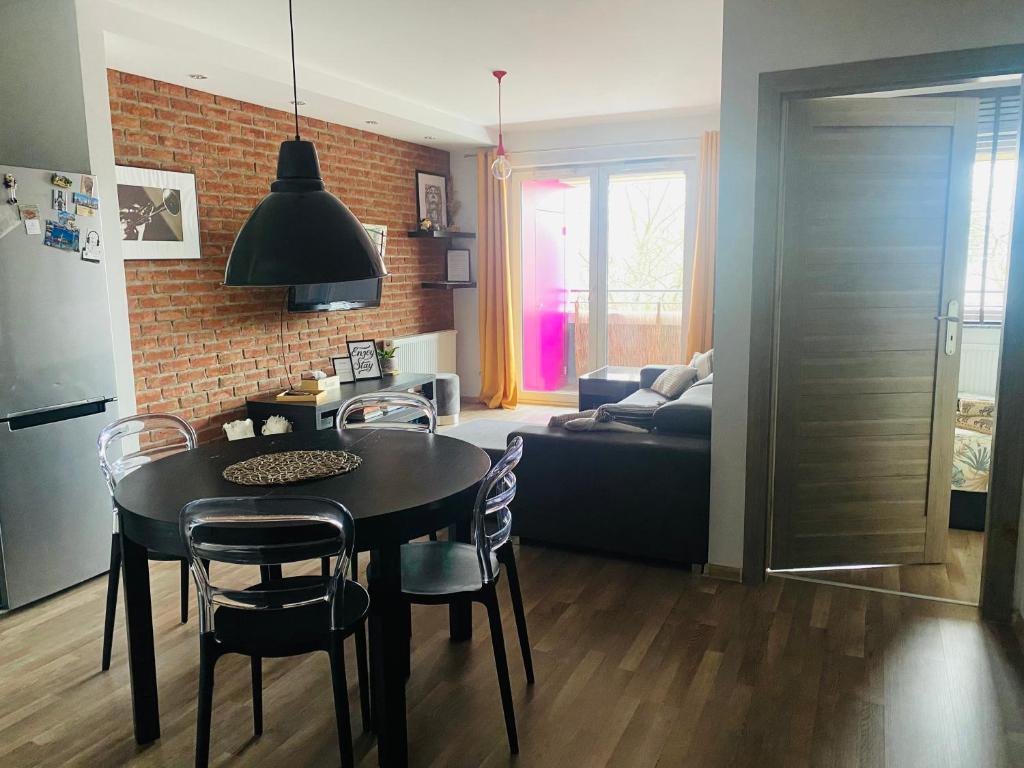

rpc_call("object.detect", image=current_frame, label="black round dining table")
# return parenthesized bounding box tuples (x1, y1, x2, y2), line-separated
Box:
(113, 427, 491, 768)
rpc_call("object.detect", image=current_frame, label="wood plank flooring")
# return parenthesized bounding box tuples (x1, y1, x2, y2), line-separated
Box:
(2, 543, 1023, 767)
(773, 528, 985, 604)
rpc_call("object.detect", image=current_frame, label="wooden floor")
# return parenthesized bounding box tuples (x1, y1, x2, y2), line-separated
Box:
(773, 529, 985, 604)
(2, 542, 1024, 767)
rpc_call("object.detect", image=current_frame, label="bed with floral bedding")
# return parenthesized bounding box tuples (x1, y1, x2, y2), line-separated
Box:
(951, 395, 994, 493)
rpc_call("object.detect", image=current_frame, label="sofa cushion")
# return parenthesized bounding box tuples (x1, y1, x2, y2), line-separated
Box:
(650, 365, 698, 399)
(653, 377, 712, 435)
(689, 348, 714, 380)
(619, 388, 667, 408)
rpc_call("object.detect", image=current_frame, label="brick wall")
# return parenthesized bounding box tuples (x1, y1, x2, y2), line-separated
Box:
(107, 70, 453, 442)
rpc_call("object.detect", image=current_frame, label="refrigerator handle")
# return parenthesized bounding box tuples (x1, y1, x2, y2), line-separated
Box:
(3, 398, 113, 431)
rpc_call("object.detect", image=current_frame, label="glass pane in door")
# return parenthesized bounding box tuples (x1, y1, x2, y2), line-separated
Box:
(520, 176, 591, 393)
(605, 170, 688, 367)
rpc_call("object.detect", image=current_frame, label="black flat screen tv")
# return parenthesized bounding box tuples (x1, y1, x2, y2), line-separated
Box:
(288, 278, 382, 312)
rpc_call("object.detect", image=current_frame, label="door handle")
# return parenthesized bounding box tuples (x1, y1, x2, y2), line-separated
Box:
(937, 299, 959, 356)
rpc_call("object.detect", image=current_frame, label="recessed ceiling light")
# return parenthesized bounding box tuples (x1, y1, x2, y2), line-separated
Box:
(290, 99, 306, 106)
(188, 73, 208, 80)
(365, 120, 379, 125)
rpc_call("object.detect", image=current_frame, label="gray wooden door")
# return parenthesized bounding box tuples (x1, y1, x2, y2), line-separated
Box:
(770, 97, 977, 569)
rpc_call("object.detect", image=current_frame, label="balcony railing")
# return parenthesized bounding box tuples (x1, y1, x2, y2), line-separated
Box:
(568, 288, 684, 370)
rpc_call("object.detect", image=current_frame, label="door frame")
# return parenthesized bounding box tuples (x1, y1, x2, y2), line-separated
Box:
(508, 157, 698, 405)
(742, 44, 1024, 623)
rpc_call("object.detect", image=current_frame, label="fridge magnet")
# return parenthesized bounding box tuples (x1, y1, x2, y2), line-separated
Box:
(44, 219, 79, 251)
(346, 339, 382, 381)
(18, 204, 41, 235)
(80, 174, 96, 197)
(73, 192, 98, 216)
(52, 188, 69, 212)
(116, 165, 200, 259)
(58, 210, 76, 227)
(80, 230, 102, 263)
(51, 173, 73, 188)
(4, 173, 17, 204)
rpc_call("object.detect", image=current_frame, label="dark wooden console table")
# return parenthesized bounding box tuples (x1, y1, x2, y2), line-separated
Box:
(246, 372, 436, 432)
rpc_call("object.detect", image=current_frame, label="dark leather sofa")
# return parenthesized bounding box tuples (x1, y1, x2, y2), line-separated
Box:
(508, 367, 711, 566)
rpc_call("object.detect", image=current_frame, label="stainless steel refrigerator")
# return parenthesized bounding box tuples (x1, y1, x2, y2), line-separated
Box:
(0, 165, 118, 610)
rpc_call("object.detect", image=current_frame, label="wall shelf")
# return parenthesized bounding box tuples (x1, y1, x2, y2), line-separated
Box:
(421, 281, 477, 290)
(407, 230, 476, 239)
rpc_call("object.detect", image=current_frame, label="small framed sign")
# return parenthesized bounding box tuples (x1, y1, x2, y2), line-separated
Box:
(446, 249, 471, 282)
(346, 339, 382, 381)
(331, 356, 354, 383)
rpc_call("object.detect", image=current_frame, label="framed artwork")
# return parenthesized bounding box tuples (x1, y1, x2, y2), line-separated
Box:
(346, 339, 382, 381)
(331, 356, 354, 383)
(115, 165, 200, 260)
(363, 223, 388, 259)
(415, 171, 448, 229)
(446, 249, 471, 282)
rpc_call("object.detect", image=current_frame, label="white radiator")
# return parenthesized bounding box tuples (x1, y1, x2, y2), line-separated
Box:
(959, 327, 1001, 398)
(391, 330, 457, 375)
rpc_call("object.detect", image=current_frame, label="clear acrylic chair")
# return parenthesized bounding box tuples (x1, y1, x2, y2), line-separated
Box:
(337, 390, 440, 569)
(179, 496, 369, 768)
(97, 413, 197, 671)
(336, 391, 437, 433)
(393, 436, 532, 754)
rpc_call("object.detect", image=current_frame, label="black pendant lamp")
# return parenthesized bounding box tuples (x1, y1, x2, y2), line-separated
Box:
(223, 0, 387, 286)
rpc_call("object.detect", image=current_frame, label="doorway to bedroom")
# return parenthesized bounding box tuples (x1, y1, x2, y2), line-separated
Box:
(765, 78, 1020, 604)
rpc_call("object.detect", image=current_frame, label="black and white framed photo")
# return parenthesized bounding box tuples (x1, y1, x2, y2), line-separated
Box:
(346, 339, 382, 381)
(115, 165, 200, 260)
(331, 356, 354, 383)
(415, 171, 448, 229)
(446, 249, 471, 282)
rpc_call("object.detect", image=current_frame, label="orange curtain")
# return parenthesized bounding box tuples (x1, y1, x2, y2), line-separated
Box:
(685, 131, 719, 360)
(477, 150, 519, 409)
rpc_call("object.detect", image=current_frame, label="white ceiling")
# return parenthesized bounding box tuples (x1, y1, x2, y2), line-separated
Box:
(100, 0, 723, 147)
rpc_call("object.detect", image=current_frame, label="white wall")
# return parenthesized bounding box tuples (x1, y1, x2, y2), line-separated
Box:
(450, 108, 720, 398)
(714, 0, 1024, 571)
(0, 0, 136, 419)
(0, 0, 91, 170)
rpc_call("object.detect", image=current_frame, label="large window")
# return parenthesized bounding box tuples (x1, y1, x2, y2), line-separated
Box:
(514, 161, 695, 398)
(965, 92, 1020, 324)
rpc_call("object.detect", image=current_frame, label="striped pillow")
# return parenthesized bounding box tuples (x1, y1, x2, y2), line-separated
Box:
(650, 365, 698, 399)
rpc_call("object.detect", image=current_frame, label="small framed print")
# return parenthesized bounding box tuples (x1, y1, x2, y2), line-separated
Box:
(446, 249, 471, 282)
(346, 339, 382, 381)
(331, 356, 354, 383)
(415, 171, 448, 229)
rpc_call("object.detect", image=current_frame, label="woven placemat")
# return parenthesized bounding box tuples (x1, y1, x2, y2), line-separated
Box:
(223, 450, 362, 486)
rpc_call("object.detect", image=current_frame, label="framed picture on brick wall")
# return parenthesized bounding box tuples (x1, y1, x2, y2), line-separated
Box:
(115, 165, 200, 260)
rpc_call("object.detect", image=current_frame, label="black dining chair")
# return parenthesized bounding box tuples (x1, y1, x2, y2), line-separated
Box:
(392, 436, 533, 754)
(97, 413, 197, 671)
(179, 496, 368, 768)
(337, 390, 441, 562)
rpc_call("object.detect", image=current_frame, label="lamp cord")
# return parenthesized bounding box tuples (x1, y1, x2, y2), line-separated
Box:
(280, 288, 294, 391)
(288, 0, 300, 141)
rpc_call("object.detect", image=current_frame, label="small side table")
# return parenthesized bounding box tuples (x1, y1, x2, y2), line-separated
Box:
(578, 366, 642, 410)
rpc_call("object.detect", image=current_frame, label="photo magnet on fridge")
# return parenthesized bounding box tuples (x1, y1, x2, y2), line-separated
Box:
(52, 188, 68, 212)
(44, 219, 79, 251)
(18, 204, 41, 235)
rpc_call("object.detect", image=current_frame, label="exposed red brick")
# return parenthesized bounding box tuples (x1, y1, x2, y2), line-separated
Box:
(110, 70, 453, 441)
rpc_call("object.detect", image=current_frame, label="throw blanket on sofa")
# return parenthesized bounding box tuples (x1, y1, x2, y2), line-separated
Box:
(549, 403, 659, 432)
